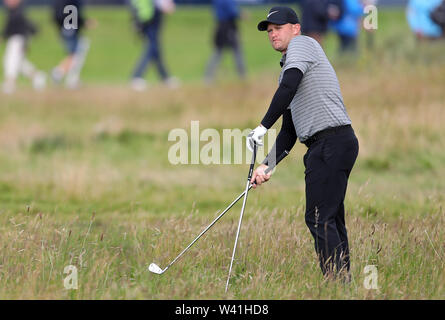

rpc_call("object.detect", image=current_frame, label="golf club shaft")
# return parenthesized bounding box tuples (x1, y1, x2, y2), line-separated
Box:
(225, 179, 251, 292)
(225, 144, 258, 292)
(163, 188, 247, 272)
(157, 150, 289, 273)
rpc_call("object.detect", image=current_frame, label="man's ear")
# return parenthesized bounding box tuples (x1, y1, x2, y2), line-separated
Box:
(294, 24, 301, 35)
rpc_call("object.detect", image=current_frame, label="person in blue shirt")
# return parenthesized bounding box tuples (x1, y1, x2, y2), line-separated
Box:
(407, 0, 443, 40)
(331, 0, 364, 52)
(204, 0, 246, 84)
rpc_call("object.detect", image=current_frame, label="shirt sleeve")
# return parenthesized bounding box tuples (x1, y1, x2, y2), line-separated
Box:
(282, 36, 318, 75)
(262, 109, 297, 166)
(261, 68, 303, 129)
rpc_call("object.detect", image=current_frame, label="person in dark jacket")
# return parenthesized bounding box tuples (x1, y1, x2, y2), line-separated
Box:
(204, 0, 246, 84)
(2, 0, 46, 93)
(51, 0, 90, 89)
(300, 0, 343, 45)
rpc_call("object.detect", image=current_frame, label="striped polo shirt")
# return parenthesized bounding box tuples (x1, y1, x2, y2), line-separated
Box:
(279, 35, 351, 142)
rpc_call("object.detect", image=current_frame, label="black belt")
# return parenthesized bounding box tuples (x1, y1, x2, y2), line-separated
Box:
(303, 125, 352, 148)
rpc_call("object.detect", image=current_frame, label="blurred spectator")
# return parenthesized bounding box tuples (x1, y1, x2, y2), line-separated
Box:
(1, 0, 46, 94)
(130, 0, 179, 91)
(51, 0, 90, 89)
(407, 0, 444, 40)
(300, 0, 344, 45)
(204, 0, 246, 84)
(331, 0, 364, 53)
(430, 0, 445, 35)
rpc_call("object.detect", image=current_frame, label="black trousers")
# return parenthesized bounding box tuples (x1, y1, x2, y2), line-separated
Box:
(303, 126, 359, 276)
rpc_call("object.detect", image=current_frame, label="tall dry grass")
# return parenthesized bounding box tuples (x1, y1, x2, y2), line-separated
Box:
(0, 47, 444, 299)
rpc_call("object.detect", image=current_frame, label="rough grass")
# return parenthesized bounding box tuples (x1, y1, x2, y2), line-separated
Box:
(0, 6, 444, 299)
(0, 207, 443, 299)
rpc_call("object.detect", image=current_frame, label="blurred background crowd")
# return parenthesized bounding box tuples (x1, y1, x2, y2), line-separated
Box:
(1, 0, 444, 94)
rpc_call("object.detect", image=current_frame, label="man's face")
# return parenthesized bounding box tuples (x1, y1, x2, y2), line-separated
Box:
(267, 23, 301, 53)
(4, 0, 21, 8)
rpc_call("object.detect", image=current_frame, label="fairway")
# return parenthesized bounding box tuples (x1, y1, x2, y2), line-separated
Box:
(0, 6, 444, 299)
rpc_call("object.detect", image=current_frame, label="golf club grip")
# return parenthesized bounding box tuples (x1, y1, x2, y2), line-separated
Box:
(250, 150, 289, 186)
(264, 150, 289, 174)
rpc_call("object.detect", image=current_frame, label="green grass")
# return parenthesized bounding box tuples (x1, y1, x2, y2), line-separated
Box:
(0, 6, 444, 299)
(3, 6, 441, 83)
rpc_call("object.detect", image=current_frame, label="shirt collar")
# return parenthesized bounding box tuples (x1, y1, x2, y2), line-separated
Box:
(280, 54, 287, 67)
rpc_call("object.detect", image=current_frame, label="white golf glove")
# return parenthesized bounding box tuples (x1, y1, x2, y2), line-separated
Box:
(247, 125, 267, 152)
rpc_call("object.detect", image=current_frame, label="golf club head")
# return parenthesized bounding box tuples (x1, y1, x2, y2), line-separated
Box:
(148, 263, 164, 275)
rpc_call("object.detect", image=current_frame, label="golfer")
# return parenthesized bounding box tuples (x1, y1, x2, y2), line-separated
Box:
(248, 7, 359, 280)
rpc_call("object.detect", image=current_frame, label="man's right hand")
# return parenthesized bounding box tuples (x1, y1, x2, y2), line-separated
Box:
(250, 164, 271, 188)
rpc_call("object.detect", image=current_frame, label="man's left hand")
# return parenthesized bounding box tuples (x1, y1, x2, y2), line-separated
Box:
(247, 125, 267, 152)
(250, 164, 271, 188)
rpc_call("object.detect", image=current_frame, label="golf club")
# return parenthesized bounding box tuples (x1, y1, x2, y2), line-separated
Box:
(149, 149, 289, 276)
(225, 142, 258, 292)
